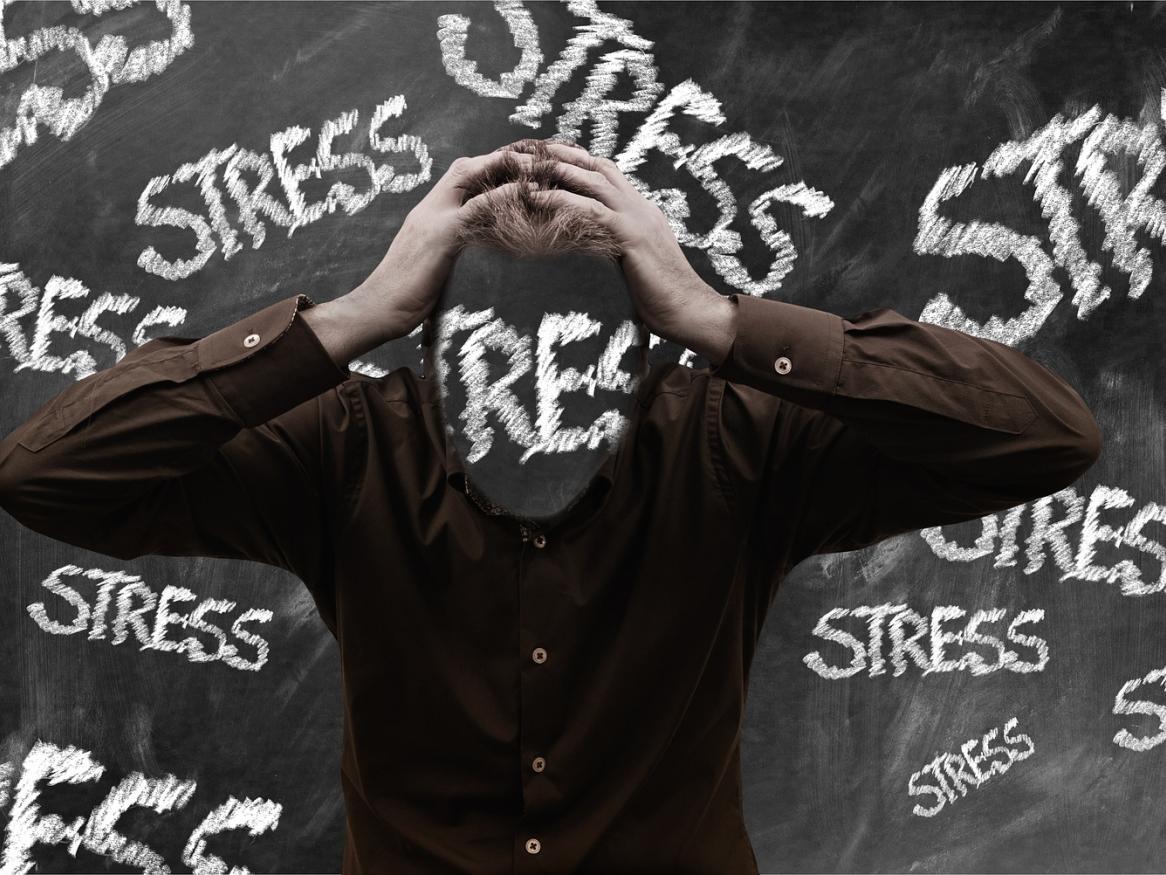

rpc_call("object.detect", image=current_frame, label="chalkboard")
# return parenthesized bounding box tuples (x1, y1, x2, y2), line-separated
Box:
(0, 1, 1159, 871)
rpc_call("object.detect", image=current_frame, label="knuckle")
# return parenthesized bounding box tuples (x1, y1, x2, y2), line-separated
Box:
(449, 156, 474, 176)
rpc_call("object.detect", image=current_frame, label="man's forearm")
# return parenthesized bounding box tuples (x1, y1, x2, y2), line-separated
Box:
(660, 280, 738, 369)
(300, 285, 415, 370)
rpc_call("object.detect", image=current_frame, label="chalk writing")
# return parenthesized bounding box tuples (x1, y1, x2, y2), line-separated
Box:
(803, 603, 1048, 679)
(0, 0, 193, 174)
(907, 716, 1035, 818)
(921, 480, 1166, 598)
(0, 739, 279, 874)
(915, 90, 1166, 346)
(27, 564, 273, 672)
(0, 261, 397, 380)
(437, 0, 834, 297)
(1113, 664, 1166, 752)
(433, 304, 642, 463)
(136, 95, 431, 280)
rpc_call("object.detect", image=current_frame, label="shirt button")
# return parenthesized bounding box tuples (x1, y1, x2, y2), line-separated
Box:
(532, 756, 546, 772)
(774, 355, 791, 374)
(243, 333, 261, 348)
(531, 647, 548, 664)
(533, 533, 547, 549)
(525, 837, 541, 855)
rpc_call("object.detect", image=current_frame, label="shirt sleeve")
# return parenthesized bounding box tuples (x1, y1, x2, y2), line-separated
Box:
(0, 293, 352, 585)
(710, 292, 1103, 577)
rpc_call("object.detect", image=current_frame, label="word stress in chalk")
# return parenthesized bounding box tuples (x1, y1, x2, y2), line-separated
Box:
(433, 304, 642, 463)
(0, 738, 280, 873)
(916, 89, 1166, 346)
(438, 0, 834, 297)
(27, 564, 273, 671)
(137, 95, 431, 280)
(803, 603, 1048, 680)
(0, 262, 187, 379)
(908, 716, 1035, 818)
(921, 480, 1166, 599)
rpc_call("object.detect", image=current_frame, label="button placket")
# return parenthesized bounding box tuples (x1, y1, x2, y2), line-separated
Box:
(517, 519, 555, 864)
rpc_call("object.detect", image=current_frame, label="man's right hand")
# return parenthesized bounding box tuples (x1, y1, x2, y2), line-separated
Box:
(302, 149, 535, 369)
(369, 148, 538, 336)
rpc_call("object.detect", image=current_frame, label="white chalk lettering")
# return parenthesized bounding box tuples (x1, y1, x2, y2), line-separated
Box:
(436, 0, 834, 297)
(916, 92, 1166, 344)
(0, 0, 193, 173)
(26, 564, 273, 672)
(908, 716, 1035, 817)
(803, 603, 1048, 679)
(920, 480, 1166, 598)
(1113, 664, 1166, 752)
(0, 739, 278, 873)
(433, 305, 642, 462)
(137, 97, 431, 279)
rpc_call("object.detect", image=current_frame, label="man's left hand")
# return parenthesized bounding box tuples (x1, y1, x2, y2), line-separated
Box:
(499, 140, 737, 368)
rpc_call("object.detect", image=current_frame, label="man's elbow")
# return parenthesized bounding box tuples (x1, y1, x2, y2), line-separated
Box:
(0, 436, 41, 523)
(1051, 406, 1103, 493)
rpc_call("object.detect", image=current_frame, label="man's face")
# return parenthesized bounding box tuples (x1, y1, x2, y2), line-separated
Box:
(429, 244, 645, 523)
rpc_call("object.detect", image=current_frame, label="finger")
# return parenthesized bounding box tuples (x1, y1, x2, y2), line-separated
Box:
(544, 136, 588, 151)
(541, 142, 636, 194)
(493, 136, 588, 153)
(492, 137, 542, 153)
(540, 159, 620, 209)
(434, 150, 536, 205)
(457, 180, 533, 218)
(528, 187, 615, 227)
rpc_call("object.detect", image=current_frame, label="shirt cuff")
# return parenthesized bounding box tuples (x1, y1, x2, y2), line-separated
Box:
(708, 293, 844, 400)
(200, 293, 350, 427)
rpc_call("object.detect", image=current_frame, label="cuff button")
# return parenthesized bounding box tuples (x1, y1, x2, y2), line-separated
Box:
(774, 355, 792, 374)
(243, 333, 261, 348)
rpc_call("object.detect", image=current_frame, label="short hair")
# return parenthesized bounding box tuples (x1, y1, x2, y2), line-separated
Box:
(455, 138, 622, 261)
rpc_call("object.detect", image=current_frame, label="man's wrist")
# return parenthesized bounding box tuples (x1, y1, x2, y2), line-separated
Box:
(300, 287, 409, 369)
(664, 285, 737, 368)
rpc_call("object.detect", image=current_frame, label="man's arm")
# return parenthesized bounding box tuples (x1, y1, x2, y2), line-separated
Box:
(0, 147, 532, 578)
(703, 292, 1102, 570)
(495, 141, 1101, 572)
(0, 293, 389, 580)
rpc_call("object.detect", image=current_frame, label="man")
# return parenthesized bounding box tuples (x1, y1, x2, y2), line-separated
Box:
(0, 137, 1101, 874)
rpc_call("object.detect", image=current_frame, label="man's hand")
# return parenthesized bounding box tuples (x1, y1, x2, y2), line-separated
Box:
(304, 149, 539, 369)
(353, 148, 538, 339)
(503, 140, 737, 368)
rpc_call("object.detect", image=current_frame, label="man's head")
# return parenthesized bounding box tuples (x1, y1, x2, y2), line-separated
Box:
(423, 138, 648, 525)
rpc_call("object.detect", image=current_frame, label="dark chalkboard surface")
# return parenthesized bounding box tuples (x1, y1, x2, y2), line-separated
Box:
(0, 1, 1159, 871)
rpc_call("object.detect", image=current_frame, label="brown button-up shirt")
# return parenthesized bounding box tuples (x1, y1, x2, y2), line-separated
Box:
(0, 291, 1101, 874)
